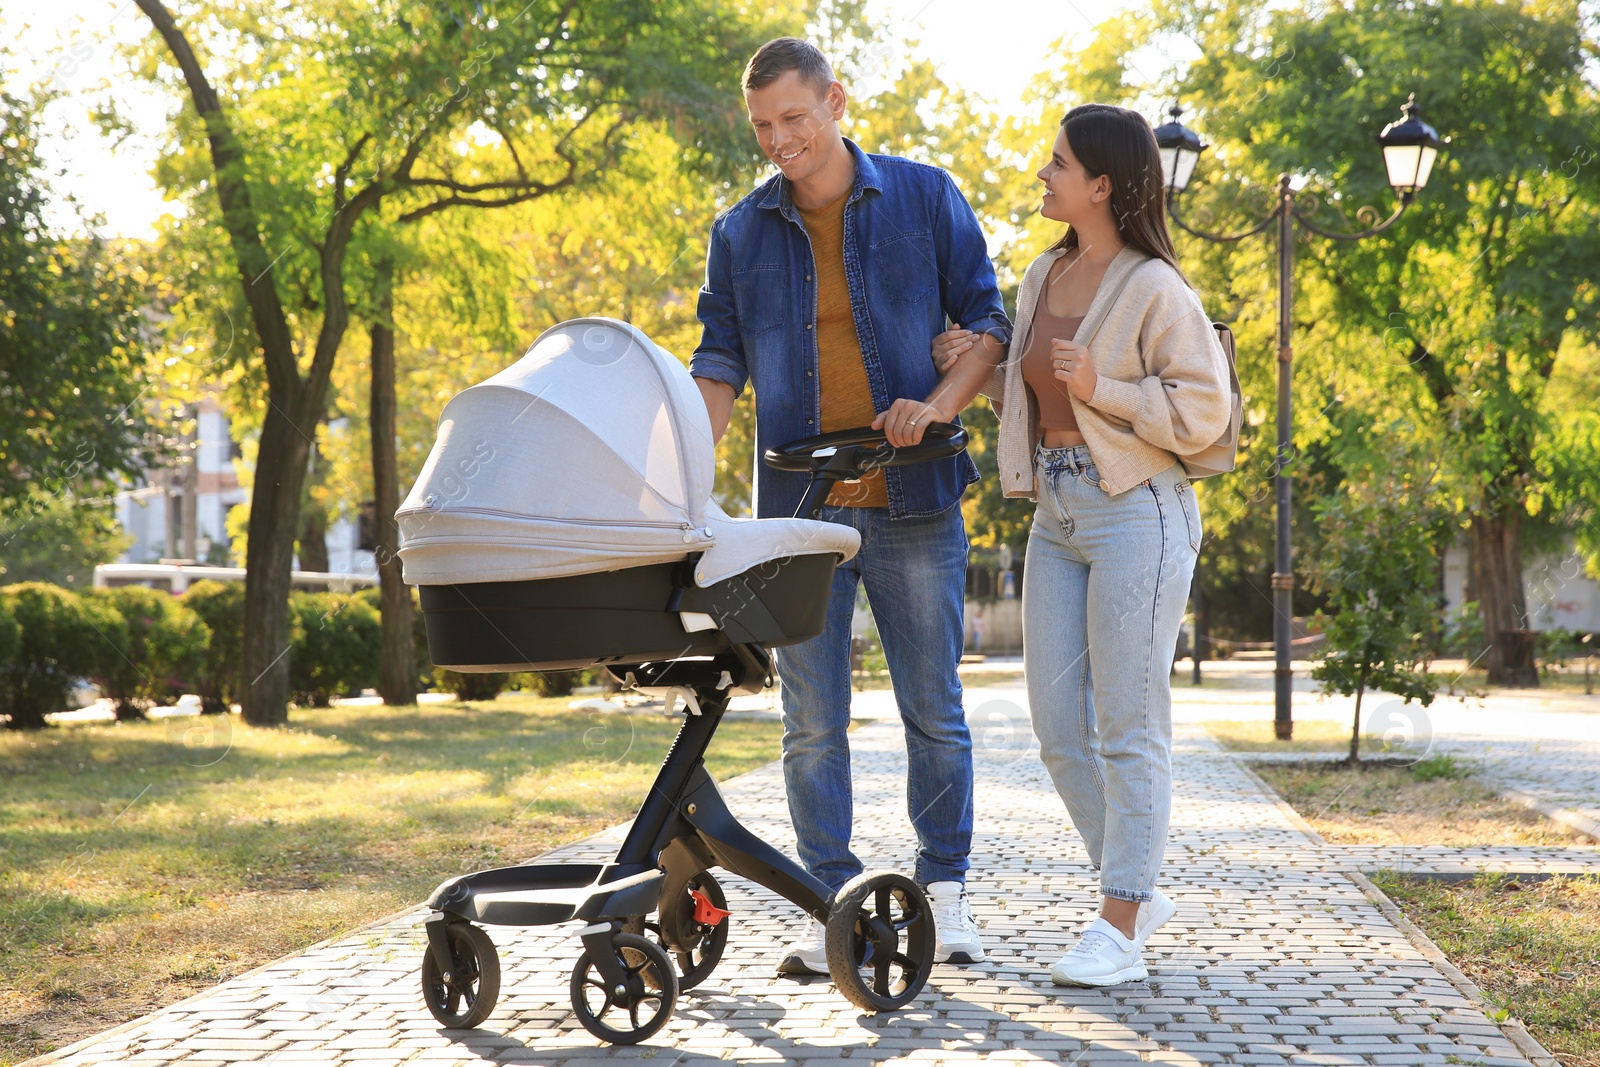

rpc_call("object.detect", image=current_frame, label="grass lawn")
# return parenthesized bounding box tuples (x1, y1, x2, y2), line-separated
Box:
(1371, 873, 1600, 1067)
(1251, 757, 1574, 846)
(1434, 667, 1600, 696)
(0, 697, 783, 1065)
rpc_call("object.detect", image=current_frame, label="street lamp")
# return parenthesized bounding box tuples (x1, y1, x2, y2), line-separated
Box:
(1155, 96, 1447, 740)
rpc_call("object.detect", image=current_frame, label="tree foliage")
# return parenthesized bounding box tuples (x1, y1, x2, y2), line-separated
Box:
(1054, 0, 1600, 663)
(0, 79, 156, 510)
(0, 494, 132, 589)
(127, 0, 778, 722)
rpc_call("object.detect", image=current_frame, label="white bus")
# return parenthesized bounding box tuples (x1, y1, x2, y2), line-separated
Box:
(93, 563, 379, 595)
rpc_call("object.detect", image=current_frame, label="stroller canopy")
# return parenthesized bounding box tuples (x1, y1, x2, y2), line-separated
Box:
(397, 318, 859, 588)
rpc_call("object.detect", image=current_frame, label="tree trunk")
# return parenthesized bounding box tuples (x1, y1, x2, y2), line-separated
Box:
(370, 261, 417, 706)
(1470, 504, 1539, 688)
(240, 405, 314, 726)
(1347, 664, 1369, 766)
(297, 499, 330, 573)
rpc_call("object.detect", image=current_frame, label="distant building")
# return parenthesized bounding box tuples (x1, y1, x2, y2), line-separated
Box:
(113, 397, 375, 576)
(1442, 542, 1600, 633)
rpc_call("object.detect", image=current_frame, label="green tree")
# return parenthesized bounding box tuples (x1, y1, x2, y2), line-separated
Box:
(1305, 445, 1446, 764)
(1135, 0, 1600, 684)
(129, 0, 772, 724)
(0, 494, 131, 589)
(0, 77, 156, 513)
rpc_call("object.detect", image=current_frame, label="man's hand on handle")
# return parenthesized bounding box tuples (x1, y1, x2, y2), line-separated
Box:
(872, 398, 949, 449)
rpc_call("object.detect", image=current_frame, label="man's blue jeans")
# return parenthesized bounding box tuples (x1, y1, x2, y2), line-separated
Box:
(773, 503, 974, 892)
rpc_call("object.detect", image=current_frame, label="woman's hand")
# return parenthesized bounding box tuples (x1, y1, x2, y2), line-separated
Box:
(931, 325, 975, 375)
(1051, 338, 1098, 401)
(872, 397, 947, 448)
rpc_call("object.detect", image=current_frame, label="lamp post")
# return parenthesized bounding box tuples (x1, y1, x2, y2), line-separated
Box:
(1155, 95, 1446, 740)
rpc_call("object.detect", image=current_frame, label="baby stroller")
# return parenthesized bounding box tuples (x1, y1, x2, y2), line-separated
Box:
(397, 318, 969, 1044)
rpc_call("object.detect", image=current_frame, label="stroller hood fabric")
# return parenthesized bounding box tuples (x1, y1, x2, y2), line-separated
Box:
(397, 318, 859, 588)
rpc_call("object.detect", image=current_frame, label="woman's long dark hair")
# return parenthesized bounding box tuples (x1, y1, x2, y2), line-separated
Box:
(1048, 104, 1188, 285)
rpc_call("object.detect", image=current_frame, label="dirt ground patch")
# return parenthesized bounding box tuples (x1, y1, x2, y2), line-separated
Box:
(1252, 757, 1576, 846)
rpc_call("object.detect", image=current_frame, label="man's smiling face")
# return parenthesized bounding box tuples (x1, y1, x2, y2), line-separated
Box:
(744, 69, 846, 185)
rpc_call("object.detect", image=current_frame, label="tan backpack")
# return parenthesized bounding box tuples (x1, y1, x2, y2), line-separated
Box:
(1177, 323, 1243, 480)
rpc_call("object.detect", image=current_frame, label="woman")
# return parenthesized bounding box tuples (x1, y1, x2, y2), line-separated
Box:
(935, 104, 1231, 987)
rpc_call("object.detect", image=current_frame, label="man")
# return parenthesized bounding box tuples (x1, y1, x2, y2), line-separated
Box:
(691, 37, 1010, 974)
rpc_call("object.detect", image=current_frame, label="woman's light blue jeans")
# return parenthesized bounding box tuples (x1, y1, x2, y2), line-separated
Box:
(773, 503, 973, 892)
(1023, 445, 1199, 903)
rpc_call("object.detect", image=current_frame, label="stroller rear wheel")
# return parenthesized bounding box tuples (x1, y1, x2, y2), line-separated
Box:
(570, 931, 678, 1044)
(420, 922, 501, 1029)
(656, 871, 730, 990)
(825, 871, 934, 1012)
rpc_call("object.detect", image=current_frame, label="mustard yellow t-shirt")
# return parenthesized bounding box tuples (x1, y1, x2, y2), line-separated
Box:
(798, 191, 888, 508)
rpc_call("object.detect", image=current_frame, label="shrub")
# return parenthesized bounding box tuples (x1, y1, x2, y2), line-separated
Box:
(510, 669, 599, 698)
(435, 669, 509, 702)
(289, 592, 380, 707)
(1537, 627, 1577, 674)
(0, 582, 121, 730)
(85, 586, 212, 721)
(355, 583, 434, 691)
(1410, 753, 1469, 782)
(179, 580, 245, 714)
(0, 595, 18, 671)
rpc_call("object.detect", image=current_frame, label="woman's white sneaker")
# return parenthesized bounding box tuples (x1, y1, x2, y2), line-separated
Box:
(925, 880, 986, 963)
(1135, 888, 1177, 944)
(1051, 918, 1147, 987)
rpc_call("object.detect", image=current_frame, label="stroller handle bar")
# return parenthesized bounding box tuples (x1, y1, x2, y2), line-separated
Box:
(763, 422, 967, 472)
(765, 423, 969, 522)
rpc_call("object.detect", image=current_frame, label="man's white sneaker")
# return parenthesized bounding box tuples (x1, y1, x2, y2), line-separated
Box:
(776, 917, 829, 976)
(926, 880, 986, 964)
(1135, 888, 1177, 945)
(1050, 918, 1148, 987)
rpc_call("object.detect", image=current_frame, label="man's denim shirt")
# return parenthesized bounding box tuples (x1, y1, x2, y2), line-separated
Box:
(691, 140, 1012, 521)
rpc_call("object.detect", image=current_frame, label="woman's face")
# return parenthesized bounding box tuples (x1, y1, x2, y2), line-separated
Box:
(1036, 128, 1108, 226)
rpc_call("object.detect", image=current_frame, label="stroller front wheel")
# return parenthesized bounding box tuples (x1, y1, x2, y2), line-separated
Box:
(420, 922, 501, 1029)
(570, 931, 678, 1044)
(825, 871, 934, 1012)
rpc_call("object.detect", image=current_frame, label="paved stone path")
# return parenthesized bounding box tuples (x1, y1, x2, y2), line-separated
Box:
(31, 684, 1588, 1067)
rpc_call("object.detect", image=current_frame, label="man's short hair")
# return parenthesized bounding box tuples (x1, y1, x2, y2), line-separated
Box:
(742, 37, 835, 93)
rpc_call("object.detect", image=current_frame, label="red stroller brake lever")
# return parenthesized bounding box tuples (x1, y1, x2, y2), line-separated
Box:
(690, 888, 731, 926)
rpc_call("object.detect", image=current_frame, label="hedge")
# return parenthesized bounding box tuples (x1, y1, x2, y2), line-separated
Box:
(86, 585, 212, 721)
(1, 582, 123, 730)
(288, 591, 381, 707)
(179, 579, 245, 714)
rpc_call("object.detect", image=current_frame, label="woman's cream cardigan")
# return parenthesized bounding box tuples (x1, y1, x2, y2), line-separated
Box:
(989, 246, 1232, 499)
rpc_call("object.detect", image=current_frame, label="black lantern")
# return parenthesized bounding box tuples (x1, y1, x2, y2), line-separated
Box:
(1376, 94, 1446, 197)
(1153, 104, 1206, 193)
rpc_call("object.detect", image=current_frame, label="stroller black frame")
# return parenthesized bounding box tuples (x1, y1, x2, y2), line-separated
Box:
(415, 424, 967, 1044)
